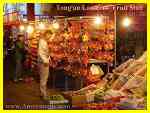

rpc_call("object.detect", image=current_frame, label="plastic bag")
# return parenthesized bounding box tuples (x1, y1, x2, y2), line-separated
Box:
(90, 64, 104, 76)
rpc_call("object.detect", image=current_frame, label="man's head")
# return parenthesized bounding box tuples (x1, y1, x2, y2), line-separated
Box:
(18, 34, 24, 42)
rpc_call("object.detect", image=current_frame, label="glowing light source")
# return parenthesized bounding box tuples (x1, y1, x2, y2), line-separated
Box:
(52, 22, 59, 29)
(26, 25, 34, 34)
(80, 16, 83, 19)
(94, 16, 103, 25)
(122, 17, 131, 27)
(23, 18, 27, 22)
(19, 25, 25, 31)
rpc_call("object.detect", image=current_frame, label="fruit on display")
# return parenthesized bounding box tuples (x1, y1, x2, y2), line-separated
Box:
(85, 70, 101, 85)
(108, 34, 114, 41)
(82, 34, 89, 42)
(25, 17, 115, 84)
(107, 20, 115, 29)
(88, 41, 103, 50)
(24, 34, 39, 72)
(94, 88, 105, 101)
(86, 74, 100, 85)
(47, 95, 66, 101)
(103, 41, 113, 51)
(91, 51, 114, 62)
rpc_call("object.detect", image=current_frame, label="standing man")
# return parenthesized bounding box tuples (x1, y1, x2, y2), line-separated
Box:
(14, 33, 26, 82)
(38, 30, 53, 100)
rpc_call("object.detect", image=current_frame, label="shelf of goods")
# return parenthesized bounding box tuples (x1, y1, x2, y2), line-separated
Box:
(25, 15, 116, 85)
(48, 16, 115, 85)
(24, 35, 39, 74)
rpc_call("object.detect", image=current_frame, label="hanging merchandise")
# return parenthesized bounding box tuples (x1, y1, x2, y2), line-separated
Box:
(24, 15, 116, 86)
(25, 31, 40, 72)
(44, 16, 115, 86)
(82, 33, 89, 42)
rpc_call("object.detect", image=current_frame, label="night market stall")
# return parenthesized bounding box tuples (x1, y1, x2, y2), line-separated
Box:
(3, 3, 147, 110)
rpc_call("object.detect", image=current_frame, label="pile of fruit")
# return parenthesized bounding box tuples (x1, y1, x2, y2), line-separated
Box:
(25, 18, 115, 84)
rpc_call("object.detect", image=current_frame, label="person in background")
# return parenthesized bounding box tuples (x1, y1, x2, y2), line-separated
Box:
(38, 30, 53, 100)
(14, 34, 25, 82)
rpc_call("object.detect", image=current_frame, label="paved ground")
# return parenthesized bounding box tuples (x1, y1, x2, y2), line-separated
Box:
(3, 53, 85, 110)
(3, 54, 61, 108)
(3, 80, 61, 105)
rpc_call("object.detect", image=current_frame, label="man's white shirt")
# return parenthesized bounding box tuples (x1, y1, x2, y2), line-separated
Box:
(38, 38, 50, 64)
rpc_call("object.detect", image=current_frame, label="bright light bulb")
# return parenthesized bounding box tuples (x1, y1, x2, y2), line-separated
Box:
(53, 22, 59, 29)
(80, 16, 83, 19)
(19, 25, 25, 31)
(94, 16, 103, 25)
(26, 25, 34, 34)
(122, 17, 131, 27)
(23, 18, 27, 22)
